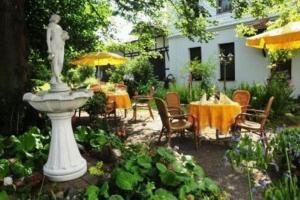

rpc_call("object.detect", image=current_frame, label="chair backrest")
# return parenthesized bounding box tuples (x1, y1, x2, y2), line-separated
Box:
(155, 98, 171, 131)
(260, 96, 274, 128)
(233, 90, 251, 113)
(165, 92, 181, 109)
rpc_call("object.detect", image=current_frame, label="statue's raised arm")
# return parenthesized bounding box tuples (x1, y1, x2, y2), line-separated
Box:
(46, 14, 69, 85)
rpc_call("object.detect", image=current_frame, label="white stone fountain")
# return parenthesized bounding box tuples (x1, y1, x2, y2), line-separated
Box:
(23, 14, 93, 182)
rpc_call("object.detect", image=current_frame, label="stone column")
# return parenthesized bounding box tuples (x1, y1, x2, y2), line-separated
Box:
(43, 112, 86, 182)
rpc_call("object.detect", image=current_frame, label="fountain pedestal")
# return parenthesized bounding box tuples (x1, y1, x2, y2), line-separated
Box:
(23, 89, 93, 182)
(43, 112, 86, 182)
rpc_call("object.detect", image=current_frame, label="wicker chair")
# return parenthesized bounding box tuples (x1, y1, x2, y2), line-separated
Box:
(132, 87, 154, 121)
(104, 99, 117, 122)
(233, 96, 274, 146)
(155, 98, 199, 149)
(165, 92, 184, 115)
(233, 90, 251, 114)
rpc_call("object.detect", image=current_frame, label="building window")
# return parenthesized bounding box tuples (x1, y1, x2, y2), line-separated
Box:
(271, 59, 292, 80)
(190, 47, 201, 61)
(217, 0, 232, 14)
(219, 42, 235, 81)
(189, 47, 202, 80)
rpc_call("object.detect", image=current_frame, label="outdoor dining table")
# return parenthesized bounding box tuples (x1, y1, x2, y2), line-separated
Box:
(90, 85, 131, 117)
(188, 102, 241, 135)
(105, 91, 132, 109)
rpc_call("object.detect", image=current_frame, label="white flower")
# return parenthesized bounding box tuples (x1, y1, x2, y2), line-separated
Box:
(112, 149, 122, 158)
(3, 177, 13, 186)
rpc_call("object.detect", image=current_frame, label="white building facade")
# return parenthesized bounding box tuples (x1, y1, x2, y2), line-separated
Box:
(164, 2, 300, 97)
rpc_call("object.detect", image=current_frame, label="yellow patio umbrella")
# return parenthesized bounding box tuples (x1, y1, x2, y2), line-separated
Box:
(70, 52, 128, 66)
(246, 21, 300, 50)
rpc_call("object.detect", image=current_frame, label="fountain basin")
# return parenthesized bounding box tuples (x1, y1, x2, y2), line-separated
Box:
(23, 89, 93, 113)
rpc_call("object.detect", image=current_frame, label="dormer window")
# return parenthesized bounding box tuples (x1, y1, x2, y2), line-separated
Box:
(217, 0, 232, 14)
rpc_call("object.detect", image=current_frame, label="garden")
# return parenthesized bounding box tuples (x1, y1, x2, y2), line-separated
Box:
(2, 0, 300, 199)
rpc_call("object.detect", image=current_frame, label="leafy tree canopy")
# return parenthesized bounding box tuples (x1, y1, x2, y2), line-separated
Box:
(232, 0, 300, 62)
(25, 0, 112, 56)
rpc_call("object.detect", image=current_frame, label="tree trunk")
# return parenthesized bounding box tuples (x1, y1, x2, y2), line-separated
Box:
(0, 0, 28, 134)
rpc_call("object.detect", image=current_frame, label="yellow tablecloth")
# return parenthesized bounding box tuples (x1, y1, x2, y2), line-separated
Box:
(90, 84, 131, 109)
(106, 92, 131, 109)
(188, 103, 241, 134)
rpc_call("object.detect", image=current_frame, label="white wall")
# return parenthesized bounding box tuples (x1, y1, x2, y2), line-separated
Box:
(292, 52, 300, 97)
(168, 26, 272, 92)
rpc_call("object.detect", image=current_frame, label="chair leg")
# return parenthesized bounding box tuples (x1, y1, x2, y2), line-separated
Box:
(133, 106, 137, 121)
(167, 132, 172, 147)
(148, 103, 154, 120)
(194, 128, 200, 150)
(158, 128, 164, 142)
(114, 110, 117, 125)
(216, 129, 220, 140)
(261, 130, 268, 150)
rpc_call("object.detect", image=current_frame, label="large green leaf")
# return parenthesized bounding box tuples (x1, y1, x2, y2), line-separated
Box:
(74, 126, 90, 143)
(178, 181, 198, 200)
(156, 163, 167, 173)
(160, 171, 181, 187)
(153, 188, 177, 200)
(90, 134, 108, 149)
(115, 169, 139, 190)
(109, 195, 124, 200)
(173, 162, 187, 174)
(99, 182, 110, 198)
(18, 133, 36, 152)
(203, 178, 220, 193)
(11, 161, 33, 177)
(0, 159, 9, 178)
(193, 165, 205, 177)
(157, 147, 176, 163)
(85, 185, 100, 200)
(137, 155, 152, 169)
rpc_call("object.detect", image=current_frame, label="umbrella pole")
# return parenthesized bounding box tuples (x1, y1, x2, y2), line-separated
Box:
(95, 66, 98, 79)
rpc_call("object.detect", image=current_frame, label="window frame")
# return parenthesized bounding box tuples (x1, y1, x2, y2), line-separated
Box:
(216, 0, 232, 14)
(219, 42, 235, 81)
(189, 47, 202, 81)
(271, 59, 292, 80)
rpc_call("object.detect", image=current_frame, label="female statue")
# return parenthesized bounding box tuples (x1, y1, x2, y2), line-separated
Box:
(47, 14, 69, 84)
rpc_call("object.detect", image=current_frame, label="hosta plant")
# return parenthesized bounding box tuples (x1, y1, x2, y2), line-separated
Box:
(86, 146, 227, 200)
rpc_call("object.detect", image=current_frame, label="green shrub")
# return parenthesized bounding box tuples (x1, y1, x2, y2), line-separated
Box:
(0, 127, 49, 181)
(86, 146, 226, 200)
(167, 83, 215, 104)
(28, 49, 51, 92)
(264, 176, 300, 200)
(84, 92, 107, 119)
(226, 135, 270, 171)
(108, 54, 159, 96)
(153, 82, 167, 99)
(74, 126, 124, 151)
(184, 59, 216, 93)
(168, 83, 190, 104)
(64, 66, 96, 89)
(229, 72, 295, 120)
(265, 73, 294, 118)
